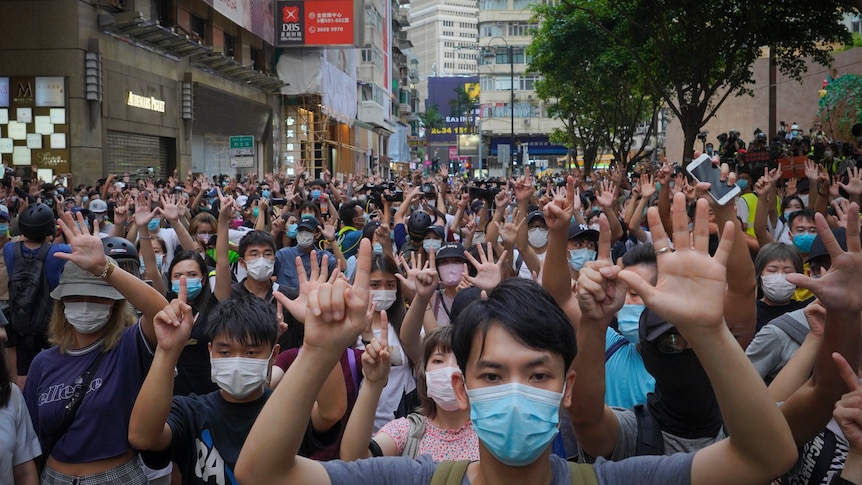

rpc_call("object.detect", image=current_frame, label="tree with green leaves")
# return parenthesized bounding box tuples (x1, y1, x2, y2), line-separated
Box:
(817, 74, 862, 142)
(530, 3, 657, 175)
(561, 0, 855, 162)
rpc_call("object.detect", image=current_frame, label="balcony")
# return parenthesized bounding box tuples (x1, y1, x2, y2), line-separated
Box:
(98, 11, 211, 60)
(192, 53, 286, 93)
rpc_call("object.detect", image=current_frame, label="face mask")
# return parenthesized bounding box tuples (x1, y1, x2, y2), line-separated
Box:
(198, 233, 212, 244)
(423, 239, 442, 253)
(791, 130, 799, 137)
(783, 210, 795, 220)
(262, 189, 271, 198)
(172, 277, 203, 300)
(372, 242, 384, 255)
(64, 301, 113, 334)
(253, 208, 259, 218)
(362, 213, 370, 224)
(527, 228, 549, 248)
(616, 304, 645, 345)
(139, 254, 163, 273)
(438, 263, 464, 287)
(82, 196, 89, 205)
(311, 189, 322, 200)
(210, 352, 271, 399)
(760, 273, 796, 303)
(425, 366, 461, 412)
(589, 223, 600, 231)
(286, 223, 298, 238)
(799, 194, 809, 207)
(792, 232, 816, 253)
(568, 248, 596, 271)
(467, 382, 565, 466)
(706, 148, 713, 156)
(736, 179, 749, 190)
(0, 223, 8, 235)
(148, 217, 161, 231)
(301, 213, 315, 220)
(296, 231, 315, 248)
(245, 257, 275, 282)
(370, 289, 397, 311)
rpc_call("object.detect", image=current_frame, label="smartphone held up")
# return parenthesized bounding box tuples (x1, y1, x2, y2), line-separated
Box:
(686, 154, 740, 205)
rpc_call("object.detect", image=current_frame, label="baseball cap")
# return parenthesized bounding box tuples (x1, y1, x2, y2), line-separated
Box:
(527, 210, 545, 224)
(807, 227, 862, 263)
(297, 216, 321, 232)
(638, 307, 674, 343)
(568, 223, 599, 241)
(436, 242, 468, 263)
(89, 199, 108, 213)
(424, 225, 445, 240)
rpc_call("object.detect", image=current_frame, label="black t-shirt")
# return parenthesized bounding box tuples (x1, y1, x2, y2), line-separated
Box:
(756, 298, 810, 333)
(173, 292, 220, 397)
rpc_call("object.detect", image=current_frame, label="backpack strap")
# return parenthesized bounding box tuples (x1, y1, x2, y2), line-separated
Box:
(771, 312, 809, 345)
(34, 242, 52, 262)
(430, 461, 470, 485)
(402, 412, 426, 458)
(515, 252, 524, 274)
(568, 462, 599, 485)
(605, 333, 628, 362)
(633, 404, 664, 456)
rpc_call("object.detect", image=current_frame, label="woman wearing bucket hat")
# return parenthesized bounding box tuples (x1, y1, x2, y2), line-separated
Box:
(22, 211, 167, 484)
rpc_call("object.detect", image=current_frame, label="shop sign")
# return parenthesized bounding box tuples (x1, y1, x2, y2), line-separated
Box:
(0, 78, 8, 107)
(275, 0, 359, 47)
(127, 91, 166, 113)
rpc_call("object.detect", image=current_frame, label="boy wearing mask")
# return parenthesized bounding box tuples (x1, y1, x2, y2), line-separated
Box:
(275, 217, 338, 289)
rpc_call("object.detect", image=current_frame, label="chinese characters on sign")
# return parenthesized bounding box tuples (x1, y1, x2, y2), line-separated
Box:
(275, 0, 357, 47)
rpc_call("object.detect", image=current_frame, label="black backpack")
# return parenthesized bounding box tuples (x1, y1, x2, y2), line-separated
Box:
(8, 242, 53, 346)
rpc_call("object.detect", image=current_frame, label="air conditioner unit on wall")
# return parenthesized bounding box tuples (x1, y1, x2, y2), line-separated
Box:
(496, 21, 504, 26)
(523, 119, 530, 125)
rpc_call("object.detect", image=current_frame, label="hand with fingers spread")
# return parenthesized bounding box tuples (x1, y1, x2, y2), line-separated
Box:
(54, 211, 108, 274)
(841, 167, 862, 198)
(396, 251, 436, 299)
(786, 203, 862, 313)
(619, 193, 734, 333)
(576, 214, 626, 323)
(496, 207, 523, 248)
(278, 251, 335, 324)
(543, 176, 575, 232)
(640, 174, 657, 199)
(464, 243, 506, 291)
(786, 177, 798, 196)
(133, 192, 159, 229)
(596, 180, 617, 209)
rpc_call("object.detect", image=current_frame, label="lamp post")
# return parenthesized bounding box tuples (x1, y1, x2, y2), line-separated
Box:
(483, 37, 514, 175)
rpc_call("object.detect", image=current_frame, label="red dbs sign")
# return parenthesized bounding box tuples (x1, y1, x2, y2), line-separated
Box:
(276, 0, 356, 47)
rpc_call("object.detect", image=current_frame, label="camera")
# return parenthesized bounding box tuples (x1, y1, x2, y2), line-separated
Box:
(270, 197, 287, 206)
(421, 183, 437, 198)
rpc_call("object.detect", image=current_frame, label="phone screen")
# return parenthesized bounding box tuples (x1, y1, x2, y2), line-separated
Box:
(688, 156, 738, 203)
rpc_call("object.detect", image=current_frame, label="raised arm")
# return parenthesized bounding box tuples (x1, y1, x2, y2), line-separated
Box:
(133, 194, 166, 296)
(397, 250, 438, 364)
(542, 176, 581, 328)
(161, 194, 196, 251)
(619, 194, 796, 485)
(311, 361, 348, 432)
(213, 190, 235, 302)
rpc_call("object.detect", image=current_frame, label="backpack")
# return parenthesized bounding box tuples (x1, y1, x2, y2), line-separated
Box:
(402, 412, 425, 458)
(8, 242, 53, 346)
(430, 460, 598, 485)
(633, 404, 665, 456)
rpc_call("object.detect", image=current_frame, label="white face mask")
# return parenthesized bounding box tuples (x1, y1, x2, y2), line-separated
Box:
(245, 257, 275, 282)
(527, 227, 549, 248)
(210, 352, 271, 399)
(761, 273, 796, 303)
(799, 194, 810, 207)
(425, 366, 461, 411)
(370, 289, 398, 311)
(64, 301, 113, 334)
(296, 231, 315, 248)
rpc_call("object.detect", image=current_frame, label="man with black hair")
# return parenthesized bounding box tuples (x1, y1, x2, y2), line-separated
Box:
(336, 201, 366, 259)
(130, 292, 347, 485)
(275, 216, 338, 290)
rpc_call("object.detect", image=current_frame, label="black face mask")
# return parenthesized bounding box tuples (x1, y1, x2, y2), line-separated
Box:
(640, 337, 723, 439)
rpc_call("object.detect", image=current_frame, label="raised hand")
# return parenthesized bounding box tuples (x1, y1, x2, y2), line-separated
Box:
(543, 175, 575, 231)
(576, 215, 626, 322)
(152, 276, 194, 355)
(496, 207, 524, 247)
(464, 242, 506, 291)
(361, 308, 391, 385)
(160, 193, 181, 221)
(596, 179, 617, 209)
(640, 173, 656, 199)
(841, 167, 862, 198)
(55, 211, 108, 274)
(786, 203, 862, 313)
(831, 352, 862, 457)
(786, 177, 798, 196)
(619, 193, 735, 334)
(277, 251, 336, 324)
(513, 167, 534, 203)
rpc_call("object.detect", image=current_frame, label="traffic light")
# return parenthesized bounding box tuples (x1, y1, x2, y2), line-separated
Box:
(432, 157, 439, 171)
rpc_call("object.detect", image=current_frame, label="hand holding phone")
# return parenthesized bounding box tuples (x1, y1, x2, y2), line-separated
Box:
(686, 154, 740, 205)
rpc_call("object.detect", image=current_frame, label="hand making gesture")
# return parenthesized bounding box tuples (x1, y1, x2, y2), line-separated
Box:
(576, 214, 626, 323)
(360, 309, 391, 386)
(464, 242, 506, 291)
(55, 211, 108, 275)
(152, 276, 194, 357)
(278, 251, 336, 324)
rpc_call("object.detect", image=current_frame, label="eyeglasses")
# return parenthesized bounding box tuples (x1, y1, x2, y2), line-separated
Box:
(655, 333, 689, 354)
(791, 227, 818, 235)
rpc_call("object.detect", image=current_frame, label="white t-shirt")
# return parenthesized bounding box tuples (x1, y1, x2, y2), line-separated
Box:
(513, 248, 548, 279)
(357, 324, 416, 433)
(0, 385, 40, 482)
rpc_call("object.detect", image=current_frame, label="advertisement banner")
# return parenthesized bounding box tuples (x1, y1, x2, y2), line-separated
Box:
(275, 0, 359, 47)
(205, 0, 275, 45)
(426, 76, 480, 145)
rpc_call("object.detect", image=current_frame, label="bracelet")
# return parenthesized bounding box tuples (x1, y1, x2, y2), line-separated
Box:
(94, 261, 115, 280)
(139, 235, 152, 240)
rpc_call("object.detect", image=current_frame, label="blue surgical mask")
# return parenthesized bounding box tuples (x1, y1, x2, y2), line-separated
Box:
(82, 196, 89, 205)
(287, 223, 298, 238)
(372, 242, 384, 255)
(0, 223, 8, 235)
(301, 213, 315, 220)
(172, 277, 203, 300)
(253, 207, 259, 218)
(467, 382, 565, 467)
(148, 217, 161, 231)
(363, 213, 371, 224)
(423, 239, 442, 253)
(262, 189, 271, 198)
(568, 248, 596, 271)
(616, 304, 645, 345)
(793, 232, 816, 253)
(783, 209, 795, 220)
(736, 179, 749, 190)
(311, 189, 322, 200)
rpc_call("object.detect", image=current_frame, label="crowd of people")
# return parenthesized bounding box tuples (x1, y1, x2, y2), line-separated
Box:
(1, 153, 862, 485)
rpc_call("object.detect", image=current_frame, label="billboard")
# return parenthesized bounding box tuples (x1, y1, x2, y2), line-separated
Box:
(205, 0, 274, 45)
(426, 76, 480, 145)
(275, 0, 362, 47)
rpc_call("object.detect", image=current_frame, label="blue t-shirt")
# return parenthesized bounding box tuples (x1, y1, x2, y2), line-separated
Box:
(604, 328, 655, 409)
(393, 223, 408, 251)
(275, 245, 337, 289)
(3, 241, 71, 290)
(23, 322, 154, 463)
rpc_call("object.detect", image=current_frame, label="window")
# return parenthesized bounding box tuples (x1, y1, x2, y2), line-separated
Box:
(508, 22, 538, 36)
(223, 32, 235, 57)
(445, 41, 455, 47)
(444, 62, 455, 69)
(513, 0, 537, 9)
(443, 20, 454, 27)
(480, 24, 503, 37)
(190, 14, 206, 38)
(443, 30, 455, 36)
(445, 51, 454, 58)
(479, 0, 508, 10)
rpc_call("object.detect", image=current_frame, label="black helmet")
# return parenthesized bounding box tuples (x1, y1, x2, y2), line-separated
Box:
(102, 237, 140, 277)
(18, 203, 55, 240)
(407, 211, 432, 240)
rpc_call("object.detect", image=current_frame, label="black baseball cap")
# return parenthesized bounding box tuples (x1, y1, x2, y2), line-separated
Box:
(297, 217, 321, 232)
(436, 242, 468, 263)
(568, 223, 599, 241)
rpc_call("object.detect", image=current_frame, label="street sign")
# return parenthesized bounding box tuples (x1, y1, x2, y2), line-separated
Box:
(231, 157, 254, 168)
(229, 136, 254, 156)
